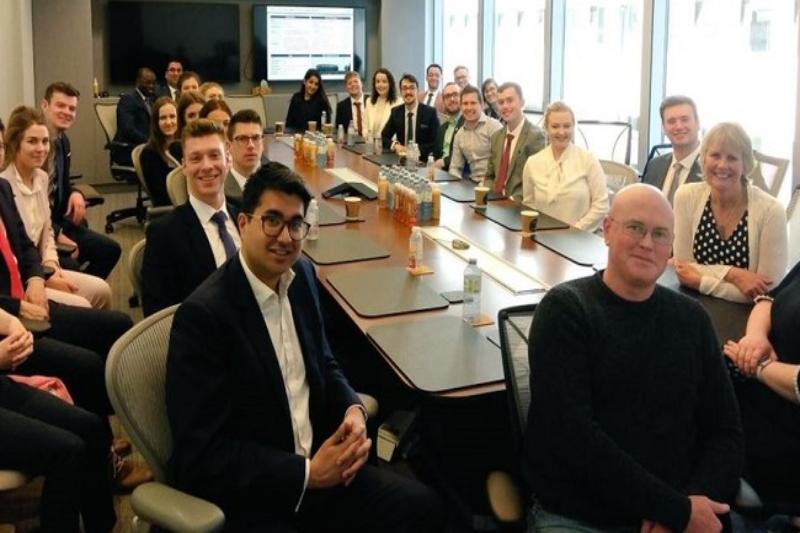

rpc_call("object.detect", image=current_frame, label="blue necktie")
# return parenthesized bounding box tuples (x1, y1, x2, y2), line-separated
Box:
(210, 211, 237, 260)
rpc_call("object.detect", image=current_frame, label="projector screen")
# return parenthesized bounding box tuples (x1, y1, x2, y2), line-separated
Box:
(254, 5, 365, 82)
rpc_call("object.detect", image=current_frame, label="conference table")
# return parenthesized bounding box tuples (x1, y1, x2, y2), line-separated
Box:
(265, 136, 751, 398)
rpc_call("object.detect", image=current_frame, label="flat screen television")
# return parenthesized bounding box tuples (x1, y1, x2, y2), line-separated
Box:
(252, 5, 367, 82)
(108, 1, 240, 85)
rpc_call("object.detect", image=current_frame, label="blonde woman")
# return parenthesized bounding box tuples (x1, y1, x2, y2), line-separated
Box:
(521, 101, 609, 231)
(673, 122, 787, 303)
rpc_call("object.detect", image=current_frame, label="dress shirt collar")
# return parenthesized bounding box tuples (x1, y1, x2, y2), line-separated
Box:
(6, 164, 43, 195)
(230, 166, 254, 190)
(239, 250, 296, 309)
(404, 102, 419, 115)
(508, 118, 526, 138)
(189, 193, 229, 224)
(464, 112, 489, 131)
(135, 88, 149, 102)
(671, 145, 701, 170)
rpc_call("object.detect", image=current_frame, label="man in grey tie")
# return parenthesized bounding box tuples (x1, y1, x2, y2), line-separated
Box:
(642, 95, 702, 204)
(141, 119, 242, 316)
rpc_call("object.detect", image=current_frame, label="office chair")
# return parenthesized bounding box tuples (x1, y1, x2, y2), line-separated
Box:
(126, 238, 146, 308)
(225, 95, 268, 127)
(105, 305, 226, 533)
(599, 159, 639, 198)
(574, 120, 633, 165)
(94, 100, 147, 233)
(640, 143, 673, 178)
(751, 150, 790, 198)
(131, 144, 173, 221)
(165, 167, 188, 206)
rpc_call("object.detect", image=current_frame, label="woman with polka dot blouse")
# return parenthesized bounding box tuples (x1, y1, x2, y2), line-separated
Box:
(672, 122, 787, 303)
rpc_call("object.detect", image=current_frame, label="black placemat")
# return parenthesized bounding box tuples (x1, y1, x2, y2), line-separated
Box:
(343, 143, 370, 155)
(471, 204, 570, 232)
(415, 168, 460, 182)
(438, 179, 506, 203)
(363, 152, 401, 166)
(533, 228, 607, 268)
(367, 315, 503, 392)
(327, 267, 449, 318)
(318, 202, 346, 226)
(303, 231, 389, 265)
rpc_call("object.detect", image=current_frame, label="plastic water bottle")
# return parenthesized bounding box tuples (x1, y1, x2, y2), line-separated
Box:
(408, 226, 423, 270)
(365, 133, 374, 155)
(420, 179, 432, 221)
(374, 132, 383, 154)
(462, 258, 482, 324)
(306, 199, 320, 241)
(337, 124, 345, 145)
(321, 111, 327, 129)
(426, 153, 434, 179)
(347, 120, 355, 146)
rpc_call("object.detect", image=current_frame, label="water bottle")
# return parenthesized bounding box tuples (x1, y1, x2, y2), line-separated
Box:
(365, 133, 374, 156)
(406, 142, 417, 169)
(306, 199, 320, 241)
(426, 153, 435, 179)
(462, 258, 482, 324)
(347, 120, 355, 146)
(408, 226, 423, 270)
(321, 111, 327, 129)
(337, 124, 345, 145)
(374, 132, 383, 154)
(420, 179, 432, 221)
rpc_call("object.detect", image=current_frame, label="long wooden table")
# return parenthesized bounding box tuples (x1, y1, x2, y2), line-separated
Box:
(267, 136, 594, 397)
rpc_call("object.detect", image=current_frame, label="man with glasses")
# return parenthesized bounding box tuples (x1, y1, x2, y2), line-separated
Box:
(525, 183, 742, 533)
(158, 60, 183, 100)
(431, 82, 463, 171)
(141, 119, 241, 316)
(381, 73, 440, 161)
(166, 164, 446, 532)
(225, 109, 268, 208)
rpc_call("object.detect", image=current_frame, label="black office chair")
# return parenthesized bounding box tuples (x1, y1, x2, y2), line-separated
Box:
(485, 303, 537, 528)
(640, 143, 673, 179)
(94, 100, 148, 233)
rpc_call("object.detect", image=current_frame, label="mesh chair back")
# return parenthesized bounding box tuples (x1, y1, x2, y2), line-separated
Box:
(497, 304, 536, 451)
(131, 144, 154, 196)
(752, 150, 790, 198)
(574, 120, 633, 165)
(105, 305, 179, 483)
(599, 159, 639, 197)
(127, 238, 146, 296)
(226, 95, 268, 127)
(166, 167, 189, 206)
(94, 100, 120, 144)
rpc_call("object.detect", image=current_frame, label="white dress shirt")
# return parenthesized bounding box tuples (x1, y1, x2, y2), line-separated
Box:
(661, 146, 700, 198)
(188, 194, 241, 267)
(239, 254, 313, 510)
(365, 96, 401, 139)
(521, 143, 609, 232)
(230, 167, 249, 192)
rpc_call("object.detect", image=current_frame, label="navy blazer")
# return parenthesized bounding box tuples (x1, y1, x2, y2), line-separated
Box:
(166, 255, 360, 518)
(335, 96, 366, 134)
(381, 103, 440, 161)
(50, 133, 76, 233)
(140, 201, 238, 316)
(111, 91, 151, 164)
(0, 180, 45, 316)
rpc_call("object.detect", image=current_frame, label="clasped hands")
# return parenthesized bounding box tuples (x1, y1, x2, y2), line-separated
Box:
(0, 316, 34, 371)
(673, 260, 772, 299)
(308, 406, 371, 489)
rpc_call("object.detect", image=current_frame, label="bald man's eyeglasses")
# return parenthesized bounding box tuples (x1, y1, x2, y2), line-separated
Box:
(609, 218, 672, 246)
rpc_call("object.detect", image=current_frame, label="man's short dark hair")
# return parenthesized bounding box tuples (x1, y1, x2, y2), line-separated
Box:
(659, 95, 698, 122)
(227, 109, 263, 141)
(242, 162, 312, 214)
(399, 73, 419, 89)
(181, 118, 225, 149)
(426, 63, 442, 75)
(497, 81, 523, 100)
(44, 82, 80, 102)
(460, 84, 482, 105)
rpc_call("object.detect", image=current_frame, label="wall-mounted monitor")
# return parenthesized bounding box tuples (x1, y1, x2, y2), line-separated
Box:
(108, 1, 240, 85)
(253, 5, 367, 82)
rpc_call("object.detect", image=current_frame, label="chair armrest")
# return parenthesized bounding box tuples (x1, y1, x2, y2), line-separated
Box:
(486, 470, 523, 523)
(56, 243, 78, 255)
(72, 183, 105, 208)
(131, 482, 224, 533)
(734, 478, 763, 511)
(146, 205, 174, 221)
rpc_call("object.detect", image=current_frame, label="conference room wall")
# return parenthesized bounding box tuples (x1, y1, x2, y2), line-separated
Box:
(0, 0, 35, 129)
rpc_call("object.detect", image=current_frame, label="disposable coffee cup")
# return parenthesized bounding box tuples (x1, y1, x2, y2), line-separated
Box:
(344, 196, 362, 220)
(520, 209, 539, 236)
(307, 120, 318, 132)
(474, 186, 490, 207)
(274, 121, 284, 136)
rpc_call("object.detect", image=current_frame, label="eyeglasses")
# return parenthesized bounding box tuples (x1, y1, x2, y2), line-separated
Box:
(246, 211, 310, 241)
(232, 134, 264, 146)
(609, 218, 673, 246)
(443, 92, 460, 100)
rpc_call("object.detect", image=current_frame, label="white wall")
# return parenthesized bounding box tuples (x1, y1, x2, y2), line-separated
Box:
(0, 0, 35, 119)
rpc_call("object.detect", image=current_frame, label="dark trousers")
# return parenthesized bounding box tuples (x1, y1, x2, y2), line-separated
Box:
(222, 465, 446, 533)
(61, 220, 122, 279)
(0, 377, 116, 532)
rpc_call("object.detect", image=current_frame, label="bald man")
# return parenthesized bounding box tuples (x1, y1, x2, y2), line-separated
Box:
(524, 184, 743, 533)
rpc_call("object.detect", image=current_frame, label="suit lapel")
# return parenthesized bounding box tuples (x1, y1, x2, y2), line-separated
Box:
(177, 203, 217, 273)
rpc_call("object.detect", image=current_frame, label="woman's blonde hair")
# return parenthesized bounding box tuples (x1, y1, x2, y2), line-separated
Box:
(700, 122, 755, 183)
(544, 101, 576, 128)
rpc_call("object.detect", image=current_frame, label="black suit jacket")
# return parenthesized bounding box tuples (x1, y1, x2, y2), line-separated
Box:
(381, 103, 440, 161)
(166, 255, 360, 519)
(50, 133, 76, 234)
(334, 96, 366, 135)
(111, 91, 151, 164)
(0, 180, 45, 316)
(642, 152, 702, 196)
(140, 201, 238, 316)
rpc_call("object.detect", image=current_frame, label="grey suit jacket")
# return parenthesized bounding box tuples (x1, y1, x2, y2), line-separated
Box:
(484, 120, 546, 199)
(642, 153, 702, 201)
(224, 172, 243, 207)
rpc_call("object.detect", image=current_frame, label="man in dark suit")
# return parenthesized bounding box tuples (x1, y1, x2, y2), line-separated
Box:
(334, 71, 366, 137)
(417, 63, 444, 115)
(224, 109, 267, 208)
(141, 119, 241, 316)
(483, 82, 546, 200)
(41, 82, 122, 279)
(156, 59, 183, 100)
(111, 67, 156, 166)
(381, 73, 440, 161)
(166, 164, 444, 532)
(642, 95, 702, 204)
(432, 82, 462, 171)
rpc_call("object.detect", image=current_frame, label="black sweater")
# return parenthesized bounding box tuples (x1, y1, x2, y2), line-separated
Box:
(285, 92, 331, 132)
(524, 273, 743, 531)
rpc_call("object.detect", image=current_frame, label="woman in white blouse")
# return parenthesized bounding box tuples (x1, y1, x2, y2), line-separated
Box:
(365, 68, 401, 140)
(673, 122, 787, 303)
(521, 101, 609, 232)
(0, 106, 111, 308)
